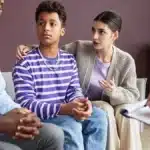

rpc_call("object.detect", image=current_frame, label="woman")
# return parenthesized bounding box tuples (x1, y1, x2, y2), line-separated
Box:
(17, 11, 142, 150)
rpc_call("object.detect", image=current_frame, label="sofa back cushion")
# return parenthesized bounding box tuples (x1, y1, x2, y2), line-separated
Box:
(1, 72, 147, 101)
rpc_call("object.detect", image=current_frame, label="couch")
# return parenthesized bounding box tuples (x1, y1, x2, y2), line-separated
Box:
(2, 72, 147, 150)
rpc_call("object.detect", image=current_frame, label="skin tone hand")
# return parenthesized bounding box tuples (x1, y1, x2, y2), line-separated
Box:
(72, 98, 93, 121)
(11, 107, 38, 139)
(15, 108, 42, 129)
(59, 98, 88, 116)
(4, 108, 42, 140)
(16, 45, 30, 60)
(14, 113, 42, 140)
(12, 108, 31, 115)
(99, 78, 115, 92)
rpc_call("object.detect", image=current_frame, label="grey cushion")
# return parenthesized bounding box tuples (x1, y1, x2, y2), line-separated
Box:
(1, 72, 147, 101)
(137, 78, 147, 101)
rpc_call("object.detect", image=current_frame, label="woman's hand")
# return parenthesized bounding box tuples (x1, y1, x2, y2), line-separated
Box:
(16, 45, 31, 60)
(99, 79, 115, 92)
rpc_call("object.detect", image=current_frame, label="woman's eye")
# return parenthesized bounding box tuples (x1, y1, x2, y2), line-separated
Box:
(99, 31, 105, 34)
(50, 22, 57, 27)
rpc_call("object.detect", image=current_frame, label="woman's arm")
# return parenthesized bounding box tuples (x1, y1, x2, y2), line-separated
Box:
(16, 44, 38, 60)
(105, 58, 140, 106)
(16, 41, 78, 60)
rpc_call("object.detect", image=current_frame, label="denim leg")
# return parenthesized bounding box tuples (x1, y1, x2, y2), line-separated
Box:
(44, 115, 84, 150)
(82, 107, 108, 150)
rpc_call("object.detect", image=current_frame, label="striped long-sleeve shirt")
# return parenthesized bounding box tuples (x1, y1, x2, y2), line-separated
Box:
(13, 48, 84, 120)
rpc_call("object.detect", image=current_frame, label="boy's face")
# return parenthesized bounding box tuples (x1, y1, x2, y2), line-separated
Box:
(36, 12, 65, 47)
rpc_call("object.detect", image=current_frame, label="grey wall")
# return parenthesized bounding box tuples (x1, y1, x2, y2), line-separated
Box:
(0, 0, 150, 93)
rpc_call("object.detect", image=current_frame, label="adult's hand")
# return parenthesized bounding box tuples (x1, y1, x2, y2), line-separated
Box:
(16, 45, 30, 60)
(14, 113, 42, 140)
(99, 78, 115, 92)
(2, 108, 42, 139)
(11, 108, 31, 115)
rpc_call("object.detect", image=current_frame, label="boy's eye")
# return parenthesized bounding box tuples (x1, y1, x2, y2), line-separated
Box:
(37, 21, 57, 27)
(38, 21, 44, 26)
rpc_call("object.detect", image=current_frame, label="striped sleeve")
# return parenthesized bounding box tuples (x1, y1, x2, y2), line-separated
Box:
(65, 57, 84, 102)
(12, 63, 61, 119)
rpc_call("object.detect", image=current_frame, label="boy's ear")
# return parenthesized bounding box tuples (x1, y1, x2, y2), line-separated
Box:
(61, 28, 66, 36)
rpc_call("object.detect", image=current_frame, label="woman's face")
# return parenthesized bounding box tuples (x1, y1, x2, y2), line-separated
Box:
(0, 0, 4, 16)
(92, 21, 118, 51)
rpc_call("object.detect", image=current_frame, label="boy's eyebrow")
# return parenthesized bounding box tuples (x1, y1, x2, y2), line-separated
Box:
(38, 18, 57, 22)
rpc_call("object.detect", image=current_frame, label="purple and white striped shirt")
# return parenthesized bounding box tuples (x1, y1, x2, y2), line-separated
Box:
(13, 48, 83, 120)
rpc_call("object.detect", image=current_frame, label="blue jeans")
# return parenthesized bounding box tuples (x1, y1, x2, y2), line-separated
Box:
(43, 106, 108, 150)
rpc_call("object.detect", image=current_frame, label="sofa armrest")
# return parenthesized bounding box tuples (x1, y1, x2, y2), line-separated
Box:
(137, 78, 147, 101)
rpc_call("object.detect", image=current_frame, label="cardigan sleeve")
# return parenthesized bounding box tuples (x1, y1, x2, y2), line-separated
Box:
(104, 57, 140, 106)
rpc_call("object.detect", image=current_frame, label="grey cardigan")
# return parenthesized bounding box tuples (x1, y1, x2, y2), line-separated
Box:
(62, 40, 140, 106)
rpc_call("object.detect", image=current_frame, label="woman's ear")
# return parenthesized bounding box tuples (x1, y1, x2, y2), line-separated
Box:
(61, 28, 66, 37)
(113, 31, 119, 41)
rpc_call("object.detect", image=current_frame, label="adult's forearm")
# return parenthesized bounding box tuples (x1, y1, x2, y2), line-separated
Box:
(108, 87, 139, 106)
(0, 116, 10, 133)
